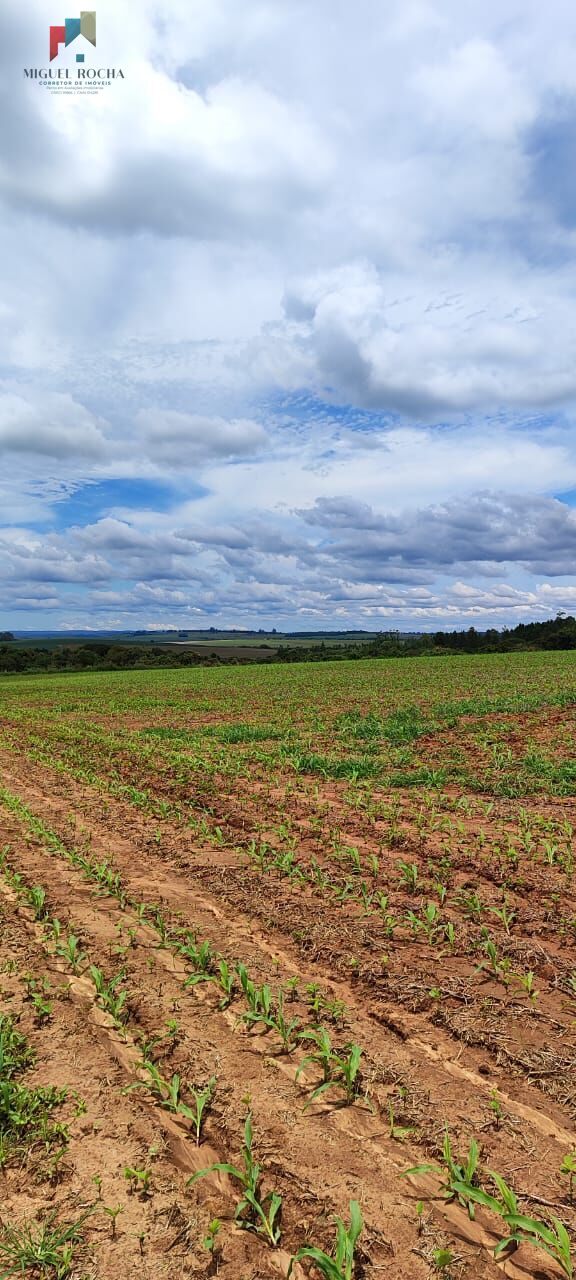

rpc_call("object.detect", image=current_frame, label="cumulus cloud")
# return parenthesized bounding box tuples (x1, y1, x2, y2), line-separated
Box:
(0, 531, 111, 584)
(1, 1, 331, 240)
(138, 411, 268, 464)
(297, 492, 576, 578)
(277, 264, 576, 416)
(411, 38, 534, 142)
(0, 388, 107, 458)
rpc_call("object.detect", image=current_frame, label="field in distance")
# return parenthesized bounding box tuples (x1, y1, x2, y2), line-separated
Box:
(0, 650, 575, 1279)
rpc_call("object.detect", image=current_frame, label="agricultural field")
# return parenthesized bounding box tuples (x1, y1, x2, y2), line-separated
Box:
(0, 650, 575, 1280)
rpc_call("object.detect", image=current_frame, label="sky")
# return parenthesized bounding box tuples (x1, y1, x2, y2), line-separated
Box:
(2, 0, 576, 632)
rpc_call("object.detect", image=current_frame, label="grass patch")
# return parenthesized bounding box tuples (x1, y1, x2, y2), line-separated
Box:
(140, 727, 191, 740)
(0, 1014, 68, 1169)
(210, 723, 284, 744)
(286, 752, 381, 780)
(0, 1208, 94, 1278)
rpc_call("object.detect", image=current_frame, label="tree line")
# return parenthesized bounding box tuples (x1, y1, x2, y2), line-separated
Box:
(0, 613, 575, 674)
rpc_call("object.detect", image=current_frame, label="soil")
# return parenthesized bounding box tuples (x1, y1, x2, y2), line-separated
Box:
(0, 689, 575, 1280)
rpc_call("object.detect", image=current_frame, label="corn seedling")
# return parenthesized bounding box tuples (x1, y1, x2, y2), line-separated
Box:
(513, 969, 539, 1007)
(490, 902, 517, 935)
(296, 1027, 336, 1086)
(476, 938, 510, 986)
(188, 1075, 217, 1144)
(288, 1199, 363, 1280)
(242, 991, 301, 1052)
(126, 1061, 205, 1128)
(495, 1213, 573, 1278)
(88, 966, 128, 1024)
(297, 1035, 371, 1110)
(397, 861, 419, 892)
(457, 889, 484, 921)
(242, 980, 274, 1022)
(216, 959, 235, 1008)
(149, 907, 171, 945)
(388, 1101, 414, 1141)
(188, 1112, 283, 1245)
(26, 885, 48, 920)
(402, 1129, 482, 1219)
(428, 1162, 572, 1277)
(182, 938, 215, 986)
(53, 931, 87, 974)
(236, 962, 257, 1007)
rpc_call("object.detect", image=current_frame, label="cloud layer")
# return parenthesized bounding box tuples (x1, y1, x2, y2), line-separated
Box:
(1, 0, 576, 629)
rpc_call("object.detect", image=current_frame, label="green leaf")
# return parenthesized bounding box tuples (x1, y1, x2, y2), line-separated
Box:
(348, 1200, 363, 1249)
(493, 1234, 519, 1259)
(450, 1181, 502, 1215)
(487, 1170, 517, 1215)
(348, 1045, 362, 1078)
(305, 1080, 336, 1107)
(503, 1214, 559, 1246)
(186, 1162, 242, 1187)
(289, 1246, 341, 1280)
(551, 1216, 572, 1259)
(400, 1163, 442, 1178)
(465, 1139, 480, 1182)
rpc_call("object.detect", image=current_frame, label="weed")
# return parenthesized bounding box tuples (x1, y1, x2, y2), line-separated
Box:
(432, 1248, 456, 1274)
(124, 1166, 152, 1197)
(203, 1217, 222, 1267)
(102, 1204, 124, 1239)
(0, 1016, 68, 1169)
(488, 1090, 503, 1129)
(0, 1208, 94, 1278)
(561, 1153, 576, 1203)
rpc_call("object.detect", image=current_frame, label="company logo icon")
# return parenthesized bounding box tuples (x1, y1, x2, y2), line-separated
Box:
(49, 10, 96, 62)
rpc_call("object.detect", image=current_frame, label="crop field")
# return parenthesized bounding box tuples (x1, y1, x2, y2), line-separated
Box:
(0, 651, 575, 1280)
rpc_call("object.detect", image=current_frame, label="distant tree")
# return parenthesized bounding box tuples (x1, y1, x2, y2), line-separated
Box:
(0, 632, 15, 641)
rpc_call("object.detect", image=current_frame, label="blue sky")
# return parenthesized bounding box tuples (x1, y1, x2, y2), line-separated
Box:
(1, 0, 576, 630)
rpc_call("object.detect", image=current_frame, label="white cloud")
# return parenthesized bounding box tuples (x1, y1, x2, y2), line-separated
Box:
(0, 387, 107, 458)
(138, 410, 268, 464)
(1, 0, 576, 628)
(412, 39, 534, 141)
